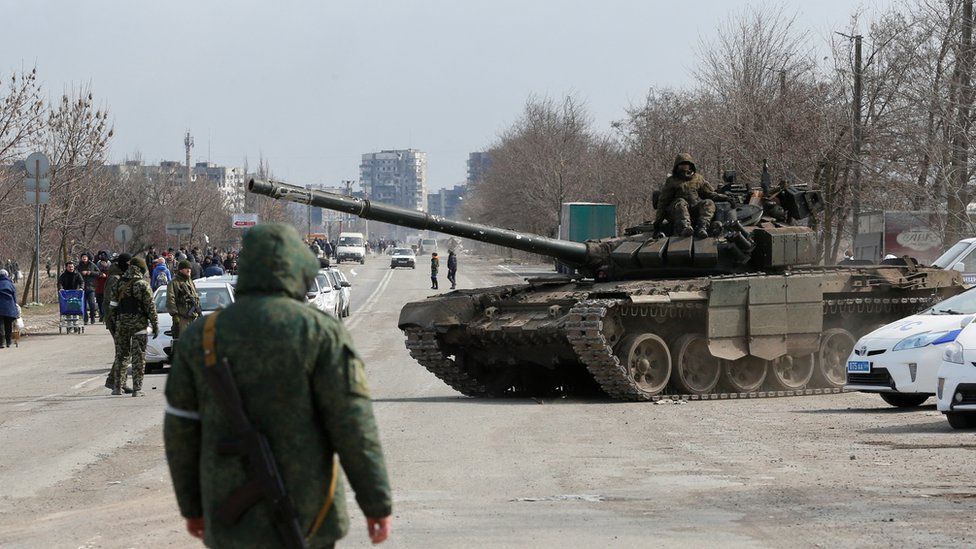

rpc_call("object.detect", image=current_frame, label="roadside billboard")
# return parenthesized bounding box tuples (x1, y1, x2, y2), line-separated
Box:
(232, 213, 259, 229)
(883, 211, 943, 264)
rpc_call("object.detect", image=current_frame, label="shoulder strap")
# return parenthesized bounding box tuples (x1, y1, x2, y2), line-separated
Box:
(306, 458, 339, 541)
(203, 311, 221, 368)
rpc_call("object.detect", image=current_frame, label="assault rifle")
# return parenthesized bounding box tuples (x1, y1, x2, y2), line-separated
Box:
(205, 357, 307, 549)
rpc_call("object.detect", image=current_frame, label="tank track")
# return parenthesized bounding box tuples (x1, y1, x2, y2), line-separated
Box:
(563, 299, 843, 402)
(403, 327, 490, 397)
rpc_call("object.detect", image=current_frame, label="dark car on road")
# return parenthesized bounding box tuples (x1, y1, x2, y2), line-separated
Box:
(390, 247, 416, 269)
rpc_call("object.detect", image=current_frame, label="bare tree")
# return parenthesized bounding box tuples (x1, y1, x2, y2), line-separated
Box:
(471, 95, 605, 236)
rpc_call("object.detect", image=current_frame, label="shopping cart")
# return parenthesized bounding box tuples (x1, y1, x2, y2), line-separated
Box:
(58, 289, 85, 334)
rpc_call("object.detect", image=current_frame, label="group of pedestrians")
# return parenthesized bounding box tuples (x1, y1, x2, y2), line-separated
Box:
(430, 249, 458, 290)
(1, 258, 20, 282)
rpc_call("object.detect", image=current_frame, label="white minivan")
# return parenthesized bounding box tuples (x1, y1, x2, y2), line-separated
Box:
(336, 232, 366, 264)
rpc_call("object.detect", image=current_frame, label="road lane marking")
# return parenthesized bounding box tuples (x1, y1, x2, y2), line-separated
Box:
(72, 375, 102, 390)
(346, 268, 394, 331)
(13, 375, 104, 408)
(498, 264, 531, 279)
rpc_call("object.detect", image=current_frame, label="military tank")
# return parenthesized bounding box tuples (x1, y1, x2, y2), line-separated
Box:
(248, 177, 964, 401)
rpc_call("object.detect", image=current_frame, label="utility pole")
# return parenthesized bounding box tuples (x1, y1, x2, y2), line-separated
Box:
(184, 130, 194, 184)
(837, 32, 864, 238)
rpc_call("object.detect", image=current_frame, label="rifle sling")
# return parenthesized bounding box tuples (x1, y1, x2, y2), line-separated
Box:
(305, 458, 339, 541)
(203, 311, 219, 368)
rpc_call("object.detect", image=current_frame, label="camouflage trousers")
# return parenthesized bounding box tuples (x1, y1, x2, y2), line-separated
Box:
(668, 198, 715, 228)
(111, 317, 148, 392)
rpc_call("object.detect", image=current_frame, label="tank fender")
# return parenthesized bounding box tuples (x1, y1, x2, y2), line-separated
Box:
(398, 295, 479, 332)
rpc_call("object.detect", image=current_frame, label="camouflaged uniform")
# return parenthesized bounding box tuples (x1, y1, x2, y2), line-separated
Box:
(164, 224, 392, 548)
(654, 153, 728, 232)
(166, 271, 199, 340)
(103, 263, 124, 336)
(108, 262, 158, 394)
(102, 262, 125, 389)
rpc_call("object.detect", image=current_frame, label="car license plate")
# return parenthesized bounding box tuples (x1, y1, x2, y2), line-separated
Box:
(847, 360, 871, 373)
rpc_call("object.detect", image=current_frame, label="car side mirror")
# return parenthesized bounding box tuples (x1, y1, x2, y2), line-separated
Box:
(306, 292, 317, 299)
(953, 262, 966, 273)
(333, 284, 342, 290)
(340, 281, 351, 287)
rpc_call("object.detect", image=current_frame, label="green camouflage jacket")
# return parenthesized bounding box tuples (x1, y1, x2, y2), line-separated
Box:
(164, 224, 392, 548)
(108, 264, 158, 332)
(655, 152, 726, 222)
(102, 264, 123, 329)
(166, 271, 199, 320)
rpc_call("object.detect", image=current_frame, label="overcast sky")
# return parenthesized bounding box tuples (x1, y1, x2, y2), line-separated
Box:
(1, 0, 893, 190)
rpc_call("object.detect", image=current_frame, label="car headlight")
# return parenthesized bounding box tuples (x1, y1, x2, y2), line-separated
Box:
(892, 329, 961, 351)
(944, 341, 965, 364)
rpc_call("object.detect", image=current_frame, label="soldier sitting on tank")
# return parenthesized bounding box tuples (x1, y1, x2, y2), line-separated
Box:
(654, 153, 734, 239)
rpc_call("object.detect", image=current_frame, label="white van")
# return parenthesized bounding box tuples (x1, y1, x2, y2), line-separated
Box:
(419, 238, 438, 254)
(336, 232, 366, 264)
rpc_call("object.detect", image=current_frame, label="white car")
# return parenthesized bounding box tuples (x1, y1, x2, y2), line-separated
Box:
(390, 247, 416, 269)
(308, 272, 342, 318)
(845, 288, 976, 407)
(145, 279, 236, 369)
(326, 268, 352, 317)
(934, 294, 976, 428)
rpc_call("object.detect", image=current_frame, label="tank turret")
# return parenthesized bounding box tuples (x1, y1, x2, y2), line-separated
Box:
(248, 178, 823, 280)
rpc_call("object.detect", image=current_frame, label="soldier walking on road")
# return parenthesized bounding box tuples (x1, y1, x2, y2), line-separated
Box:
(164, 224, 392, 547)
(430, 252, 439, 290)
(166, 260, 200, 341)
(447, 250, 457, 290)
(103, 254, 132, 392)
(107, 257, 158, 397)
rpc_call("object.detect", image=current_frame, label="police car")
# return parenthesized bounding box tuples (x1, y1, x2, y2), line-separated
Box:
(845, 287, 976, 408)
(936, 308, 976, 429)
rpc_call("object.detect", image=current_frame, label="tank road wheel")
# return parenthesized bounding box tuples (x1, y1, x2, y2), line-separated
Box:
(671, 334, 721, 395)
(722, 356, 768, 393)
(621, 334, 671, 396)
(813, 328, 855, 389)
(767, 354, 815, 391)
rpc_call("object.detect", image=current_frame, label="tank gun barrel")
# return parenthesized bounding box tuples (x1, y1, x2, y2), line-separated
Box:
(247, 179, 591, 265)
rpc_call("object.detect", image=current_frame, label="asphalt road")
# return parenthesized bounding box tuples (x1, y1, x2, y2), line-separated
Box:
(0, 254, 974, 548)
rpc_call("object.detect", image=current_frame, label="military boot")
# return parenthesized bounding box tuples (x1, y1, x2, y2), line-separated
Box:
(694, 224, 708, 239)
(131, 390, 145, 397)
(709, 220, 723, 236)
(675, 222, 694, 238)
